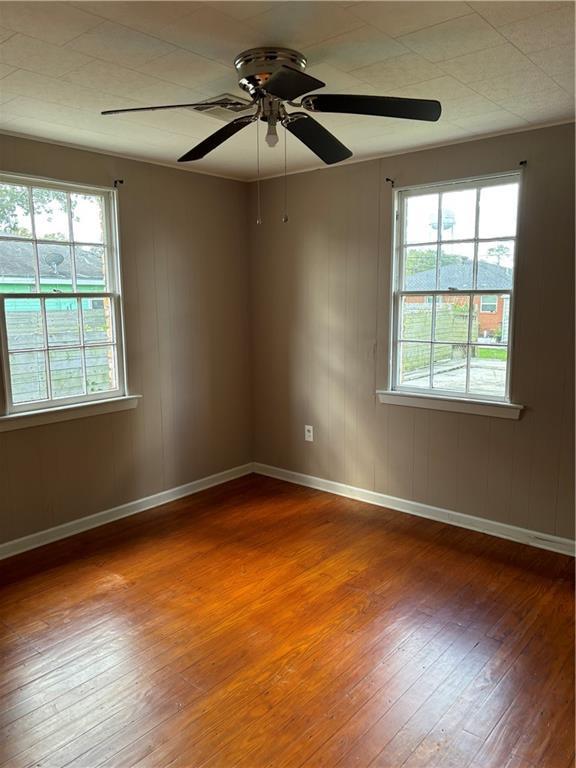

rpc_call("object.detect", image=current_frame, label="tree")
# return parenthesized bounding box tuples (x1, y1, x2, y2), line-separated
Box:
(0, 184, 68, 240)
(486, 243, 511, 266)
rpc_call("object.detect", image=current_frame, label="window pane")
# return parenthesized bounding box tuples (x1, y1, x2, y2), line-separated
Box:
(5, 298, 44, 350)
(71, 194, 105, 244)
(75, 245, 107, 291)
(432, 343, 467, 392)
(32, 188, 70, 241)
(471, 295, 508, 344)
(0, 183, 32, 238)
(398, 342, 431, 389)
(38, 243, 73, 291)
(9, 351, 48, 403)
(469, 346, 507, 397)
(435, 295, 470, 343)
(45, 297, 80, 346)
(439, 243, 474, 290)
(403, 247, 437, 290)
(82, 297, 114, 344)
(440, 188, 476, 241)
(0, 240, 37, 293)
(400, 297, 432, 341)
(478, 183, 518, 239)
(405, 194, 438, 244)
(85, 345, 117, 393)
(477, 241, 514, 289)
(48, 348, 85, 398)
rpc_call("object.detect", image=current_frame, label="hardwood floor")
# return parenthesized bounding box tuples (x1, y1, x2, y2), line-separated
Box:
(0, 474, 573, 768)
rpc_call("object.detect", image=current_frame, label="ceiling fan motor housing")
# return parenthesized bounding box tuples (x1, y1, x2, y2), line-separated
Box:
(234, 47, 307, 97)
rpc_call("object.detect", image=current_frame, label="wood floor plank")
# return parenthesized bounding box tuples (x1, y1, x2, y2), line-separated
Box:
(0, 475, 572, 768)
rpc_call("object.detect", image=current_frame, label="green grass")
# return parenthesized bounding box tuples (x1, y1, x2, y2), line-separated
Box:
(476, 347, 507, 360)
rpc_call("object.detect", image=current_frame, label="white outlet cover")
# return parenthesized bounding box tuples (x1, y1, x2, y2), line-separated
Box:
(305, 425, 314, 442)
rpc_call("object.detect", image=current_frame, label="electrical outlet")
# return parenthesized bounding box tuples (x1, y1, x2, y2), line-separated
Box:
(305, 425, 314, 442)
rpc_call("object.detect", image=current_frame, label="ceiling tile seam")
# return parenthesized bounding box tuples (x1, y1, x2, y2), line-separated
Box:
(345, 3, 476, 40)
(297, 21, 394, 58)
(0, 65, 16, 81)
(42, 16, 109, 48)
(431, 59, 549, 115)
(336, 61, 508, 117)
(59, 8, 255, 72)
(55, 65, 211, 111)
(463, 6, 568, 82)
(0, 54, 218, 116)
(552, 75, 576, 95)
(50, 30, 242, 103)
(435, 45, 544, 78)
(385, 10, 480, 40)
(462, 74, 570, 111)
(471, 1, 572, 28)
(0, 30, 18, 46)
(0, 86, 208, 143)
(342, 15, 515, 88)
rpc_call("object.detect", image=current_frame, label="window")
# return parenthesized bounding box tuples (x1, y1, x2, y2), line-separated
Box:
(480, 295, 498, 313)
(0, 173, 125, 413)
(390, 174, 519, 402)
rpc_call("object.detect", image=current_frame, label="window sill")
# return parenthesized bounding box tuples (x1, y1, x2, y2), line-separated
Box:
(0, 395, 141, 433)
(376, 391, 523, 420)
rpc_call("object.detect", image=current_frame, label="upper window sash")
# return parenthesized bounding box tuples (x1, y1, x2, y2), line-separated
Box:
(0, 174, 121, 295)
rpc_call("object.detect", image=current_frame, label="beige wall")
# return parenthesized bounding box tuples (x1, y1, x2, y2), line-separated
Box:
(1, 124, 573, 547)
(0, 134, 252, 545)
(250, 123, 575, 540)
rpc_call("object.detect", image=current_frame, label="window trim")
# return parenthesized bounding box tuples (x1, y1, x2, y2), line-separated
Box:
(0, 394, 140, 432)
(376, 390, 523, 420)
(388, 170, 521, 406)
(0, 172, 128, 415)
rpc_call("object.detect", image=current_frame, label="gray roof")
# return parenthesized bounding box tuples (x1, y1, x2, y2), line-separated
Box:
(0, 239, 103, 281)
(406, 261, 513, 291)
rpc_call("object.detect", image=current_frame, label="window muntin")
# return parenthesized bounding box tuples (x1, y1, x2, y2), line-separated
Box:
(0, 174, 125, 412)
(392, 174, 519, 402)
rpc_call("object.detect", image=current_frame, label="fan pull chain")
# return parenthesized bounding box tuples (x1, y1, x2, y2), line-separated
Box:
(256, 119, 262, 225)
(282, 126, 288, 224)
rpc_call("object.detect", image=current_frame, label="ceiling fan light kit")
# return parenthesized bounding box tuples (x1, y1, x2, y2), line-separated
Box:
(102, 46, 442, 167)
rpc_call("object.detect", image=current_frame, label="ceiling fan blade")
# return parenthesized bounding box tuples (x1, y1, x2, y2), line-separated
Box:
(302, 94, 442, 122)
(265, 65, 325, 101)
(282, 113, 352, 165)
(102, 100, 250, 116)
(178, 115, 256, 162)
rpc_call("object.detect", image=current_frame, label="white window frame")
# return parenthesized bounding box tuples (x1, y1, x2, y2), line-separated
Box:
(0, 172, 128, 415)
(388, 172, 521, 405)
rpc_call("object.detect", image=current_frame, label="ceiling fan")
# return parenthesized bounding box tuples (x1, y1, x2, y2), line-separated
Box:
(102, 47, 442, 165)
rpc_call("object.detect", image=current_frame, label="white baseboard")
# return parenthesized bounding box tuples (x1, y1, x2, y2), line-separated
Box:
(253, 463, 575, 557)
(0, 464, 253, 561)
(2, 461, 573, 562)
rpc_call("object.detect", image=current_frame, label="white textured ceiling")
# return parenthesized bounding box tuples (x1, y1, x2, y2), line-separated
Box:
(0, 1, 574, 180)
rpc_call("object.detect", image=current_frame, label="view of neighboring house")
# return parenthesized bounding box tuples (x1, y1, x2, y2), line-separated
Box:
(405, 260, 512, 344)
